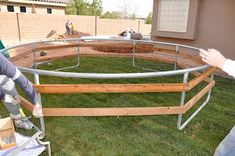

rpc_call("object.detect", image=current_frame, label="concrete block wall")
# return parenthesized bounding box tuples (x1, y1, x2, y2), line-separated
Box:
(0, 12, 19, 45)
(19, 13, 69, 41)
(0, 12, 151, 46)
(139, 20, 152, 36)
(68, 15, 96, 35)
(97, 18, 151, 36)
(97, 18, 139, 35)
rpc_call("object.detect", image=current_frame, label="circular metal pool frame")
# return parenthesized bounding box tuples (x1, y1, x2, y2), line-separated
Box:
(0, 38, 215, 136)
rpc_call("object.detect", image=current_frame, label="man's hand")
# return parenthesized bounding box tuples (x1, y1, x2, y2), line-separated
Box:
(33, 103, 43, 118)
(199, 49, 227, 69)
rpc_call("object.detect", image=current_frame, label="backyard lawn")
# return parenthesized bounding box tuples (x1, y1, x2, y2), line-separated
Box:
(1, 57, 235, 156)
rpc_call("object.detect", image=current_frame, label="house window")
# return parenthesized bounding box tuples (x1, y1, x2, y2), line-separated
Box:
(152, 0, 199, 40)
(20, 6, 26, 13)
(158, 0, 190, 33)
(7, 5, 14, 12)
(47, 8, 52, 14)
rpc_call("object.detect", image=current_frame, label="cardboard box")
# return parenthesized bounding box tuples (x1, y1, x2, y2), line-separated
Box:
(0, 117, 16, 150)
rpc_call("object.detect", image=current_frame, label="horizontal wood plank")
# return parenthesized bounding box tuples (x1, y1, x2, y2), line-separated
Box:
(188, 67, 216, 90)
(34, 83, 187, 94)
(43, 106, 184, 116)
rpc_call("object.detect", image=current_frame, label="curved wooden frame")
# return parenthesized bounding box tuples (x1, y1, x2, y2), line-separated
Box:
(20, 67, 216, 116)
(7, 39, 216, 130)
(33, 41, 203, 64)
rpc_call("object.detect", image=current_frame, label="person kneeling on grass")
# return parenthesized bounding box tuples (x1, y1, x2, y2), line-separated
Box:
(199, 48, 235, 156)
(0, 53, 43, 126)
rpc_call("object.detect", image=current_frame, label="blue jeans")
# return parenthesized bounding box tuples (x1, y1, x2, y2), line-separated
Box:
(214, 125, 235, 156)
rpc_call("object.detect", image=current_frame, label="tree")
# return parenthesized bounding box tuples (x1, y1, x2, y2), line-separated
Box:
(75, 0, 90, 15)
(145, 12, 152, 24)
(65, 0, 103, 16)
(90, 0, 103, 16)
(65, 0, 77, 15)
(100, 11, 121, 19)
(118, 0, 129, 19)
(117, 0, 137, 19)
(130, 14, 136, 20)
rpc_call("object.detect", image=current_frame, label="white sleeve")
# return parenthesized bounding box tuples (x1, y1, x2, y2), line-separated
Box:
(223, 59, 235, 78)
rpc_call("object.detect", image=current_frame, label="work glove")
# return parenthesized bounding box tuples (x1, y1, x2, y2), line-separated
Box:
(33, 103, 43, 118)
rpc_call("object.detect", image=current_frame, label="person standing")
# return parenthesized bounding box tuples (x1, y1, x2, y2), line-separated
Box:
(71, 22, 75, 35)
(65, 20, 71, 35)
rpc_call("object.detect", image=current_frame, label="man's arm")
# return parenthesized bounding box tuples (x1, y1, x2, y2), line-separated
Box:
(199, 49, 235, 78)
(0, 53, 42, 117)
(223, 59, 235, 78)
(0, 54, 39, 104)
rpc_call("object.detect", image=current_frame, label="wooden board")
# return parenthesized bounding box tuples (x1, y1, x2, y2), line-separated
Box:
(19, 96, 34, 112)
(35, 43, 77, 51)
(183, 80, 215, 112)
(10, 49, 34, 62)
(34, 83, 187, 94)
(42, 106, 185, 116)
(19, 81, 215, 116)
(188, 67, 216, 90)
(18, 94, 186, 116)
(36, 42, 133, 51)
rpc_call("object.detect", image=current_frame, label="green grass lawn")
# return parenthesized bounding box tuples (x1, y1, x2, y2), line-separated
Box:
(1, 57, 235, 156)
